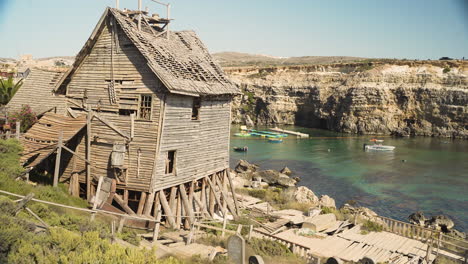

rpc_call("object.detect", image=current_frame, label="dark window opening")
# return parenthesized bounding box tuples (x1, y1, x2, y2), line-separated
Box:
(139, 95, 152, 120)
(119, 109, 137, 116)
(165, 150, 176, 174)
(191, 97, 201, 120)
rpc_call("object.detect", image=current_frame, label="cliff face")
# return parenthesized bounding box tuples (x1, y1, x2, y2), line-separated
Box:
(227, 61, 468, 138)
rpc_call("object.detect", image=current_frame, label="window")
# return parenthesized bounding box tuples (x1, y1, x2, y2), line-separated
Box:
(191, 97, 201, 120)
(119, 109, 136, 116)
(139, 95, 152, 120)
(165, 150, 176, 174)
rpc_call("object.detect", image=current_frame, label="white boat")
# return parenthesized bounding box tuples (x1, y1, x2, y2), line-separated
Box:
(363, 144, 395, 151)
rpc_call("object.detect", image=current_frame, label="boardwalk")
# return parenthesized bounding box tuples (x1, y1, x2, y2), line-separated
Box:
(268, 127, 309, 138)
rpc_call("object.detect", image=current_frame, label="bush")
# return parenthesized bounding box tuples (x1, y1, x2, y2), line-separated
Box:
(443, 67, 451, 73)
(361, 220, 383, 233)
(9, 105, 37, 132)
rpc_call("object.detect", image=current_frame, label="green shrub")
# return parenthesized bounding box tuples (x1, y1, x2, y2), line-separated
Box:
(9, 105, 37, 132)
(248, 238, 293, 257)
(117, 227, 141, 246)
(443, 67, 451, 73)
(361, 220, 383, 233)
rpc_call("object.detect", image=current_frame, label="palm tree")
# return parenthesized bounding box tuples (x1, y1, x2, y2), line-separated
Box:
(0, 76, 23, 105)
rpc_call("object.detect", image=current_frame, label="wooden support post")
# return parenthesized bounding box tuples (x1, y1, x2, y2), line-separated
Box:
(226, 169, 240, 215)
(113, 194, 137, 216)
(91, 176, 104, 221)
(86, 105, 92, 202)
(152, 204, 162, 242)
(207, 178, 215, 216)
(206, 176, 225, 217)
(123, 189, 129, 204)
(117, 217, 126, 233)
(70, 173, 80, 197)
(130, 113, 135, 139)
(25, 207, 49, 228)
(176, 194, 182, 229)
(188, 181, 195, 211)
(193, 193, 211, 218)
(53, 131, 63, 188)
(248, 225, 253, 241)
(14, 193, 34, 214)
(201, 178, 206, 206)
(143, 192, 156, 217)
(179, 184, 194, 226)
(236, 224, 242, 235)
(15, 121, 20, 139)
(214, 173, 238, 219)
(153, 192, 161, 218)
(159, 191, 176, 228)
(221, 213, 228, 238)
(137, 192, 147, 215)
(169, 186, 177, 213)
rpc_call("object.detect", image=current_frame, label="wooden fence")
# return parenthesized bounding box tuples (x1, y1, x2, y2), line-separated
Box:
(0, 121, 21, 140)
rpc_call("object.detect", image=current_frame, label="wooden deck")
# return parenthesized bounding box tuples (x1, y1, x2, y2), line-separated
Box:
(268, 127, 309, 138)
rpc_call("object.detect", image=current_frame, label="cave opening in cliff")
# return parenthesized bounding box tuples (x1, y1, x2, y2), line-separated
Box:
(319, 118, 328, 129)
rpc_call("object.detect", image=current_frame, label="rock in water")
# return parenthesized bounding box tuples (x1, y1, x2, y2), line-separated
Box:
(280, 166, 292, 176)
(235, 160, 259, 174)
(428, 215, 455, 231)
(319, 195, 336, 209)
(245, 115, 254, 127)
(408, 211, 426, 226)
(293, 186, 319, 204)
(277, 174, 296, 187)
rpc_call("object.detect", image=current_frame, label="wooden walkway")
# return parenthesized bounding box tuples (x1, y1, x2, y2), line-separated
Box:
(268, 127, 309, 138)
(260, 225, 464, 263)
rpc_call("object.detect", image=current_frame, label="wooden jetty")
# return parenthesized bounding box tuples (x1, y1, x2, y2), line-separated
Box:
(269, 127, 309, 138)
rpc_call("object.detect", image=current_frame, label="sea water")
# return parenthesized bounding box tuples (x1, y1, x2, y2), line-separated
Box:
(230, 125, 468, 231)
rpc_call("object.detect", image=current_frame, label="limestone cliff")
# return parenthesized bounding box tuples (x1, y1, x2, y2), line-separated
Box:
(226, 61, 468, 138)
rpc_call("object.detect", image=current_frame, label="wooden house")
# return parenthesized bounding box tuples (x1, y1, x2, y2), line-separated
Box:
(17, 7, 240, 227)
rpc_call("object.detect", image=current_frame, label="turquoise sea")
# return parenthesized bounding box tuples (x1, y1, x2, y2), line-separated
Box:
(230, 126, 468, 231)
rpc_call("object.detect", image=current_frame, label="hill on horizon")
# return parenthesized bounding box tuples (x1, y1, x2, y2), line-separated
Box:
(212, 52, 367, 67)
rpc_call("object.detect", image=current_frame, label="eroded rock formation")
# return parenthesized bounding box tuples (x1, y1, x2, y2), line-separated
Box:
(227, 61, 468, 138)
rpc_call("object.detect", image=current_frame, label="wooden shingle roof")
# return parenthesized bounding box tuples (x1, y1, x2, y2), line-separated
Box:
(57, 8, 238, 97)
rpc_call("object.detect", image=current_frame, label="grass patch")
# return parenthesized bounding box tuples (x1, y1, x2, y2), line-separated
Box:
(248, 238, 293, 257)
(360, 220, 383, 234)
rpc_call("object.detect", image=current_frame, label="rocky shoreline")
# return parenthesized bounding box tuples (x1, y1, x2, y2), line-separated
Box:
(231, 159, 466, 239)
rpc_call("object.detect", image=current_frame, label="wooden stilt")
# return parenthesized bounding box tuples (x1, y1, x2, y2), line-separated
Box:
(179, 184, 194, 226)
(137, 192, 147, 215)
(188, 180, 195, 211)
(53, 130, 63, 188)
(214, 173, 238, 218)
(169, 186, 177, 213)
(201, 177, 206, 205)
(123, 189, 129, 204)
(159, 190, 176, 228)
(152, 204, 162, 242)
(206, 176, 225, 217)
(117, 217, 126, 233)
(70, 173, 80, 197)
(207, 177, 215, 216)
(193, 194, 211, 218)
(143, 191, 155, 217)
(153, 192, 161, 218)
(226, 169, 240, 215)
(176, 194, 182, 228)
(114, 194, 136, 215)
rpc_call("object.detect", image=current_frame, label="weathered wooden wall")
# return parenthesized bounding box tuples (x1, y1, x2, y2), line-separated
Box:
(152, 94, 231, 191)
(62, 19, 164, 192)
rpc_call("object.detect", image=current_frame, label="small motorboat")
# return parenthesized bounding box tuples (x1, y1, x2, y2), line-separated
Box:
(363, 143, 395, 151)
(268, 138, 283, 143)
(370, 138, 384, 143)
(233, 146, 248, 152)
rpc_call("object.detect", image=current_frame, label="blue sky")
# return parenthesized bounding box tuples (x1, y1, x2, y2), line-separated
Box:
(0, 0, 467, 59)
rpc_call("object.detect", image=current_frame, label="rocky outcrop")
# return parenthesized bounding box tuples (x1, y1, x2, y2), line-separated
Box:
(293, 186, 319, 204)
(319, 195, 336, 209)
(227, 61, 468, 138)
(253, 170, 297, 187)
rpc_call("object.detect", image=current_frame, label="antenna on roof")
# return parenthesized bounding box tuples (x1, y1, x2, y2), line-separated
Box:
(116, 0, 119, 9)
(150, 0, 171, 39)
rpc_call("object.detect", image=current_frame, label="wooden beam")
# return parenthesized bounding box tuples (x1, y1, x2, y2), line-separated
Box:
(152, 204, 162, 242)
(62, 145, 91, 164)
(15, 121, 20, 139)
(91, 176, 104, 221)
(53, 130, 63, 188)
(130, 113, 135, 139)
(207, 177, 215, 216)
(193, 193, 211, 218)
(176, 193, 182, 229)
(113, 194, 136, 216)
(179, 184, 194, 226)
(159, 190, 176, 228)
(86, 105, 92, 202)
(137, 192, 147, 215)
(169, 186, 177, 213)
(153, 191, 161, 217)
(123, 189, 129, 204)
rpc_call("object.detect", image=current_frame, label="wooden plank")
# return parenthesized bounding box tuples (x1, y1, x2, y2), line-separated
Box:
(206, 176, 225, 217)
(137, 192, 147, 215)
(53, 130, 63, 188)
(214, 173, 238, 218)
(152, 204, 162, 242)
(143, 191, 155, 217)
(86, 106, 92, 202)
(226, 169, 240, 215)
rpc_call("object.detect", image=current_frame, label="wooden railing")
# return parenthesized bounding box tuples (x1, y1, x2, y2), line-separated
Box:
(378, 215, 468, 260)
